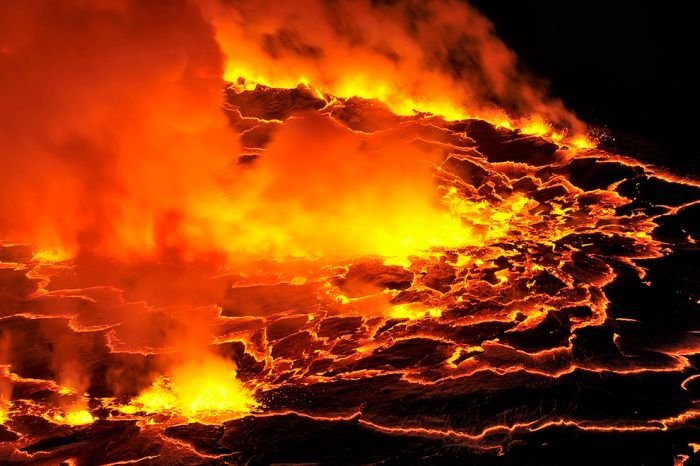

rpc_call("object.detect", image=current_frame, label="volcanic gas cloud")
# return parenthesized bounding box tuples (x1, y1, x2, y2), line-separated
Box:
(1, 1, 699, 465)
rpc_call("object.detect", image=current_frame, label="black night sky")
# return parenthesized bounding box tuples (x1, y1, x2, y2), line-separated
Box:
(472, 1, 695, 175)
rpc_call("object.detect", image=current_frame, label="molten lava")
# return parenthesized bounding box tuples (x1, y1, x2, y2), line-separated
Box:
(127, 356, 256, 423)
(0, 1, 699, 465)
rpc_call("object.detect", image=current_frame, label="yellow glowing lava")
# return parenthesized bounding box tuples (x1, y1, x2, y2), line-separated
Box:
(389, 303, 442, 320)
(519, 117, 550, 137)
(52, 409, 95, 425)
(32, 248, 71, 263)
(130, 356, 257, 422)
(571, 135, 595, 149)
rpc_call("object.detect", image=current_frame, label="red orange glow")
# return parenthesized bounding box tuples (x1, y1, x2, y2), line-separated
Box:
(0, 1, 698, 464)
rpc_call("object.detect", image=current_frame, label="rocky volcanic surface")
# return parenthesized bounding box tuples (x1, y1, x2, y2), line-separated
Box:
(1, 85, 699, 465)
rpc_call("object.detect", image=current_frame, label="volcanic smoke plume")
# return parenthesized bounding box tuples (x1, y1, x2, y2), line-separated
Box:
(1, 1, 699, 465)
